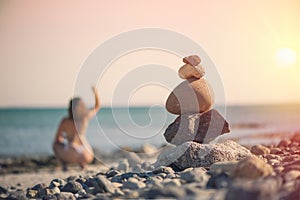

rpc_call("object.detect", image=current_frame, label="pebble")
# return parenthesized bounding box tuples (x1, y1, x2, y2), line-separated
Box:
(31, 183, 47, 191)
(94, 175, 116, 193)
(233, 157, 273, 179)
(250, 144, 270, 155)
(284, 170, 300, 182)
(207, 171, 231, 189)
(60, 181, 83, 194)
(122, 177, 146, 190)
(26, 190, 38, 198)
(209, 161, 238, 175)
(56, 192, 75, 200)
(3, 136, 300, 199)
(278, 139, 291, 147)
(142, 143, 158, 154)
(152, 166, 175, 174)
(179, 167, 208, 185)
(106, 169, 121, 178)
(264, 154, 281, 161)
(270, 147, 282, 154)
(50, 179, 66, 188)
(162, 178, 181, 187)
(125, 152, 141, 168)
(117, 159, 130, 172)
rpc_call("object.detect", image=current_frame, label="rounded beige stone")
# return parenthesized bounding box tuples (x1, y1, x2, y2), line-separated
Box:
(165, 77, 214, 114)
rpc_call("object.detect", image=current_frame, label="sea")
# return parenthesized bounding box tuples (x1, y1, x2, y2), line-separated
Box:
(1, 104, 300, 156)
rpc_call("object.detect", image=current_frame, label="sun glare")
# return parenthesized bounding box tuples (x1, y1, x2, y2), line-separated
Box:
(275, 48, 297, 67)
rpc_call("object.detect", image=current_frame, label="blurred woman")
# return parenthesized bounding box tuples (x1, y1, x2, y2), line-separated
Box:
(53, 86, 100, 170)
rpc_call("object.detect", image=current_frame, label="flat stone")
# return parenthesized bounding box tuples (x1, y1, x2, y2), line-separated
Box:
(233, 157, 273, 179)
(155, 140, 251, 170)
(164, 109, 230, 145)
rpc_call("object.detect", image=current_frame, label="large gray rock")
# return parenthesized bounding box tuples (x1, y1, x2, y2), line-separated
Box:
(164, 109, 230, 145)
(155, 140, 252, 170)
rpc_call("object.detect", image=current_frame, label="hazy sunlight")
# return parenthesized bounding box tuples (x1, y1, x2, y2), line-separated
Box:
(275, 48, 297, 67)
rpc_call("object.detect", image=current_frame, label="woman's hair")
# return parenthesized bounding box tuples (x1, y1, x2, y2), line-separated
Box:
(68, 97, 82, 119)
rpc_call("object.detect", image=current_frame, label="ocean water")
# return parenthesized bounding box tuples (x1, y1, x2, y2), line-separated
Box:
(0, 105, 300, 156)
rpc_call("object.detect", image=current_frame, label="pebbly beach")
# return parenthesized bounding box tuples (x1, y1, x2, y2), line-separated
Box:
(1, 134, 300, 199)
(1, 55, 300, 200)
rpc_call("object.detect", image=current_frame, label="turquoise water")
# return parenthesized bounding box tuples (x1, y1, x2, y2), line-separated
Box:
(1, 105, 300, 156)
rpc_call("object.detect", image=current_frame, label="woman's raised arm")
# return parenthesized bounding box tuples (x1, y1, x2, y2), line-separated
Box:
(87, 86, 101, 119)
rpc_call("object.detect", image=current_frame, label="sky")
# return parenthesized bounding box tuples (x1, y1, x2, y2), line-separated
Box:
(0, 0, 299, 107)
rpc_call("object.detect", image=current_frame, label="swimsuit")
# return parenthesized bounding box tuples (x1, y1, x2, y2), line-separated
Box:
(63, 143, 85, 155)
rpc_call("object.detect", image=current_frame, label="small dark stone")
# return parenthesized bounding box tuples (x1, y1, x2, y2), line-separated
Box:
(31, 183, 47, 191)
(0, 185, 7, 194)
(61, 181, 83, 194)
(180, 168, 208, 186)
(50, 179, 66, 189)
(106, 169, 121, 178)
(207, 171, 231, 189)
(153, 166, 175, 175)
